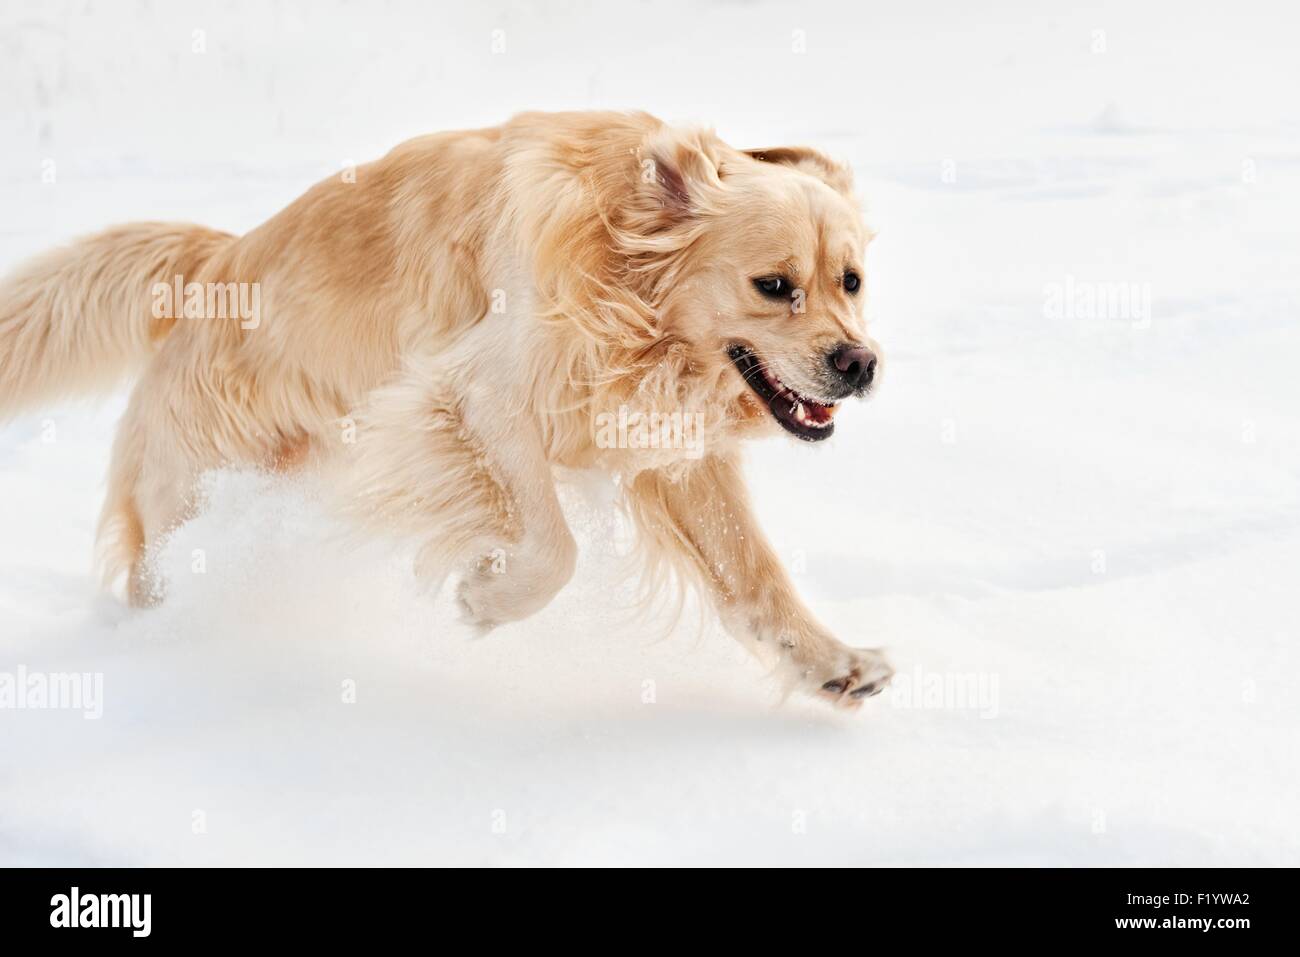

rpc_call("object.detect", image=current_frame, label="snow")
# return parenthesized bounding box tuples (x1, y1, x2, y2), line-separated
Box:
(2, 0, 1298, 865)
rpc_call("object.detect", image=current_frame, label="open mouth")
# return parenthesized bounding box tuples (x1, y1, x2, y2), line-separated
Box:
(728, 345, 837, 442)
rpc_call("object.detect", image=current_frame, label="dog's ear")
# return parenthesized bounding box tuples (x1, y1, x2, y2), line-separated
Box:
(744, 146, 854, 195)
(635, 125, 725, 222)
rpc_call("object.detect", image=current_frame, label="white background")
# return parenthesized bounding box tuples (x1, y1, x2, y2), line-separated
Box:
(1, 0, 1297, 865)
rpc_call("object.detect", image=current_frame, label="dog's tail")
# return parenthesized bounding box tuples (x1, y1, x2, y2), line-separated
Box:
(0, 222, 234, 420)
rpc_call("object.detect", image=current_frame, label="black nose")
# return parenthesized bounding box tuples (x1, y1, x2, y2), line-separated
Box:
(828, 344, 877, 391)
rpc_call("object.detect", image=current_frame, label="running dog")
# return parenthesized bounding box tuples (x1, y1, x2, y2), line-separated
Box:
(0, 111, 892, 708)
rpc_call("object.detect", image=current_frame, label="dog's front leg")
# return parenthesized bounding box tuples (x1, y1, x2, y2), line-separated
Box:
(340, 360, 576, 632)
(626, 454, 893, 708)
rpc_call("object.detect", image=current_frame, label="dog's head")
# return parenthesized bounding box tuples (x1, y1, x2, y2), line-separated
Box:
(624, 126, 878, 443)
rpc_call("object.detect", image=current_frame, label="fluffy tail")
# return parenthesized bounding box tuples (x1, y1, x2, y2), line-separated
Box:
(0, 222, 233, 419)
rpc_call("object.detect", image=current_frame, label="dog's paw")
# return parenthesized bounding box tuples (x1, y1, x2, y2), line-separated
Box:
(804, 646, 894, 711)
(454, 574, 499, 637)
(453, 542, 568, 636)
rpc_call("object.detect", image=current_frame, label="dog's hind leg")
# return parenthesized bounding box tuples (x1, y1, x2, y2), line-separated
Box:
(97, 385, 168, 607)
(625, 453, 894, 709)
(97, 349, 300, 607)
(337, 361, 577, 631)
(96, 379, 204, 607)
(96, 475, 148, 606)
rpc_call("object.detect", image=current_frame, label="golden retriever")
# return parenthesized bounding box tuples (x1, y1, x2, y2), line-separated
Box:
(0, 111, 892, 708)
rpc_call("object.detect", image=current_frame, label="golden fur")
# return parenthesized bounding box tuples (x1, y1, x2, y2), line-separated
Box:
(0, 111, 891, 707)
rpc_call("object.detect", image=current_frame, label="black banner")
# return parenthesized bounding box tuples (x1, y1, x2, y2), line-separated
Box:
(0, 866, 1282, 945)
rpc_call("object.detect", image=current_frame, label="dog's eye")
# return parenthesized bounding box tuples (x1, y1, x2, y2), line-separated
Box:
(753, 276, 790, 299)
(843, 271, 861, 294)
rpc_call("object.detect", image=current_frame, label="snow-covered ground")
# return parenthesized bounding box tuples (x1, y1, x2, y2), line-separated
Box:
(2, 0, 1298, 865)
